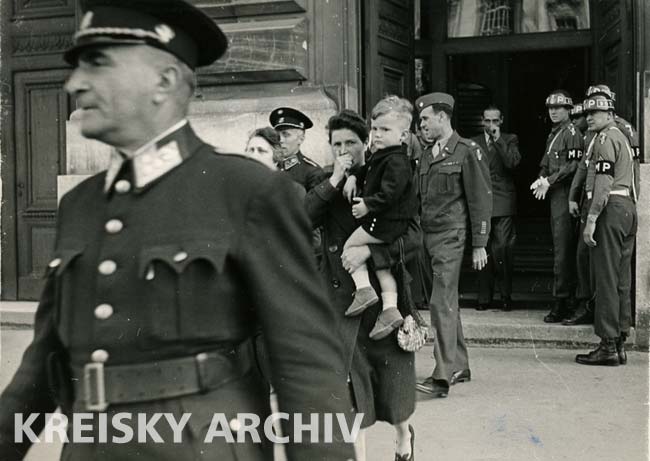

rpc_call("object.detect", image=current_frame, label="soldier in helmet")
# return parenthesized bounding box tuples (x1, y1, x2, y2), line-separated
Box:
(575, 93, 637, 366)
(530, 90, 584, 323)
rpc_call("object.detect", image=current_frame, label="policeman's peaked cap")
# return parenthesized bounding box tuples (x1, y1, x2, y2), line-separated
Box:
(64, 0, 228, 69)
(270, 107, 313, 131)
(415, 92, 455, 113)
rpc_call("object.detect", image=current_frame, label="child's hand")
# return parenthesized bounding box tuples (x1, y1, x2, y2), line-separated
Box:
(351, 197, 369, 218)
(343, 176, 358, 203)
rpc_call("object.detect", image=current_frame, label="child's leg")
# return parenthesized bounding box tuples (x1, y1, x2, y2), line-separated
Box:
(369, 269, 404, 340)
(345, 226, 386, 292)
(376, 269, 398, 311)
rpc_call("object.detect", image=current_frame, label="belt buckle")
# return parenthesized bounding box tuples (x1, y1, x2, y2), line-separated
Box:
(83, 362, 108, 411)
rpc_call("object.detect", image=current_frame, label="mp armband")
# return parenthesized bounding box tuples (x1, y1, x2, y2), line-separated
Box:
(595, 160, 615, 176)
(567, 148, 583, 161)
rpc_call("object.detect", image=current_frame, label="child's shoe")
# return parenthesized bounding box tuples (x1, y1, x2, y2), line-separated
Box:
(369, 307, 404, 340)
(345, 287, 379, 316)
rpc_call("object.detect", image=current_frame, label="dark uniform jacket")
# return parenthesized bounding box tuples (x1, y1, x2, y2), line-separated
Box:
(585, 122, 637, 218)
(305, 175, 421, 426)
(570, 116, 640, 204)
(278, 151, 325, 191)
(0, 124, 355, 461)
(471, 133, 521, 217)
(538, 119, 584, 187)
(417, 131, 492, 248)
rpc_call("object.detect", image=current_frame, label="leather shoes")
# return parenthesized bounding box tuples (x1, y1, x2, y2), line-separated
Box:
(476, 303, 489, 311)
(415, 376, 448, 398)
(562, 300, 594, 325)
(544, 299, 569, 323)
(450, 369, 471, 385)
(576, 340, 619, 366)
(616, 335, 628, 365)
(501, 297, 513, 312)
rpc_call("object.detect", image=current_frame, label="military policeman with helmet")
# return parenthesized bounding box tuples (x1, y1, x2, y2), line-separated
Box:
(0, 1, 356, 459)
(565, 84, 639, 326)
(270, 107, 325, 191)
(414, 92, 492, 398)
(530, 90, 584, 323)
(575, 93, 637, 366)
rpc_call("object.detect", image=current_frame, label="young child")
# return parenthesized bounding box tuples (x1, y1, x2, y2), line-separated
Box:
(343, 95, 418, 340)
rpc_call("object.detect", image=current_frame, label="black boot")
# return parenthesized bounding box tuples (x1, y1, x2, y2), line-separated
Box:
(575, 340, 619, 366)
(616, 334, 628, 365)
(544, 299, 569, 323)
(562, 299, 594, 325)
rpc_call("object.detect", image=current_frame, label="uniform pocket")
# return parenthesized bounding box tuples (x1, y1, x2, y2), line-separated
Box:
(48, 241, 86, 346)
(438, 164, 462, 194)
(138, 240, 230, 344)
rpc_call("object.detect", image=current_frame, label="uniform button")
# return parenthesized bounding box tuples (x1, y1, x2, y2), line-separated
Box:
(173, 251, 188, 263)
(332, 279, 341, 289)
(48, 258, 62, 268)
(114, 180, 131, 194)
(328, 244, 338, 253)
(98, 260, 117, 275)
(94, 304, 114, 320)
(91, 349, 109, 363)
(229, 418, 241, 432)
(105, 219, 124, 234)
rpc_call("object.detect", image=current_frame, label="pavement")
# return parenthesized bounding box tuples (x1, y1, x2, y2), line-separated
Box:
(1, 326, 648, 461)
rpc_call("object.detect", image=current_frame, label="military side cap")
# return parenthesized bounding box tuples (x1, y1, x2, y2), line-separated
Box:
(569, 104, 583, 117)
(583, 96, 615, 113)
(545, 93, 573, 108)
(270, 107, 313, 130)
(64, 0, 228, 69)
(415, 92, 455, 113)
(586, 84, 616, 101)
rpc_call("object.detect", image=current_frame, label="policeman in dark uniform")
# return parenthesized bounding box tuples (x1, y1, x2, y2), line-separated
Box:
(414, 93, 492, 398)
(565, 84, 639, 326)
(530, 90, 584, 323)
(0, 2, 356, 460)
(576, 94, 637, 366)
(270, 107, 325, 191)
(471, 105, 521, 311)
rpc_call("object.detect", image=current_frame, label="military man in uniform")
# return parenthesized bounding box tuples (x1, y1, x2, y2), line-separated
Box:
(530, 90, 584, 323)
(414, 93, 492, 398)
(575, 94, 637, 366)
(569, 103, 587, 133)
(472, 105, 521, 312)
(565, 84, 639, 326)
(0, 1, 356, 460)
(270, 107, 325, 191)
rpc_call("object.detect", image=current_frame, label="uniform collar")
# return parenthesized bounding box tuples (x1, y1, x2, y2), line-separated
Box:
(441, 131, 460, 154)
(279, 151, 301, 171)
(104, 119, 195, 193)
(551, 118, 571, 134)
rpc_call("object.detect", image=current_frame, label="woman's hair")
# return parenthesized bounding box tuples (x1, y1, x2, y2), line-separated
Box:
(248, 126, 282, 153)
(326, 109, 369, 143)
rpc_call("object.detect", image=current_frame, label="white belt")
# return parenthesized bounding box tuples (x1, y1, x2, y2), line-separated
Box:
(586, 189, 630, 200)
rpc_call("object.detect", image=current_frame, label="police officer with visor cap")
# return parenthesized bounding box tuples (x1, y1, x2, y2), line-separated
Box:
(0, 1, 356, 459)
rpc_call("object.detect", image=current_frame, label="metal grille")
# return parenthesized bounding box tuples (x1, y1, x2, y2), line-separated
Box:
(480, 0, 511, 36)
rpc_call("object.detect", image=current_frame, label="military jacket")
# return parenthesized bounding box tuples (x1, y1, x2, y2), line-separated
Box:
(586, 121, 636, 219)
(538, 120, 584, 186)
(569, 116, 639, 204)
(278, 151, 325, 191)
(0, 124, 355, 461)
(471, 132, 521, 217)
(417, 131, 492, 247)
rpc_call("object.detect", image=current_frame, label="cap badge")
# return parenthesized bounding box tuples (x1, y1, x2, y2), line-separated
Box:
(279, 117, 285, 123)
(155, 24, 176, 44)
(300, 122, 304, 128)
(278, 109, 283, 114)
(80, 11, 94, 30)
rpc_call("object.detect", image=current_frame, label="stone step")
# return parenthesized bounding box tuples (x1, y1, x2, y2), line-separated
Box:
(1, 302, 635, 349)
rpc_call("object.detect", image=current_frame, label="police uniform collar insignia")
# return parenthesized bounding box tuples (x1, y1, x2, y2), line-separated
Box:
(475, 148, 482, 161)
(599, 132, 607, 144)
(282, 155, 300, 170)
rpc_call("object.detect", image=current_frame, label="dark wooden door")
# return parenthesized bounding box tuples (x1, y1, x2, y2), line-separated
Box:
(362, 0, 415, 116)
(14, 69, 71, 300)
(592, 0, 635, 123)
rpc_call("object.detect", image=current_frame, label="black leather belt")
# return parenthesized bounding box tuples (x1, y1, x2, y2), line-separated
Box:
(72, 340, 254, 412)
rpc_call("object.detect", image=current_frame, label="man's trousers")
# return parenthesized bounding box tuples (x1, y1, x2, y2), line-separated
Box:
(478, 216, 516, 304)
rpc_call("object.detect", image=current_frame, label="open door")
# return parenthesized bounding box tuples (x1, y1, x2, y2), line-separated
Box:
(592, 0, 635, 123)
(362, 0, 415, 115)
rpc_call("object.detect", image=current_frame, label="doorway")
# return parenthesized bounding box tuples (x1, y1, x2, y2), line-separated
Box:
(452, 48, 589, 305)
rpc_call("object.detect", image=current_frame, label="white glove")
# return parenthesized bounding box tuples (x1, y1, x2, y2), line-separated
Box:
(532, 177, 550, 200)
